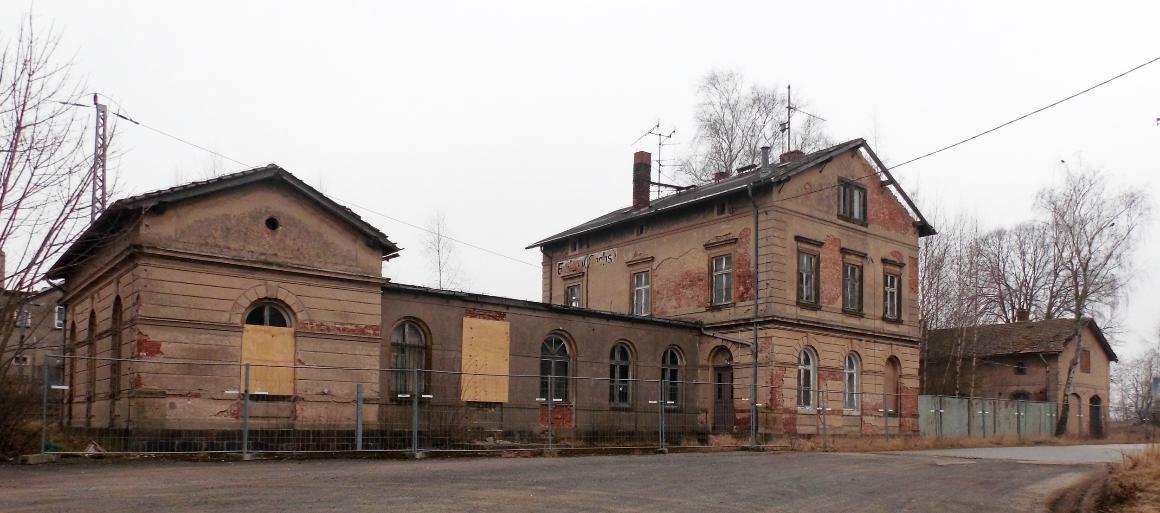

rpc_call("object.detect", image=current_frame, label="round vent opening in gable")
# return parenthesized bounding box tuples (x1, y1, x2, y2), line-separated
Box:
(265, 217, 280, 231)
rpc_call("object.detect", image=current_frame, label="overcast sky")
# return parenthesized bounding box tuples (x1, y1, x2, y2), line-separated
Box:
(6, 1, 1157, 359)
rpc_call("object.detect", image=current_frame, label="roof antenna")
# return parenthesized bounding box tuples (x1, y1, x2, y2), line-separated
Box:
(632, 121, 679, 198)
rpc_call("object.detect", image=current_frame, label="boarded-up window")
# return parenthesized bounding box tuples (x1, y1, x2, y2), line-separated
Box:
(460, 316, 510, 403)
(241, 324, 296, 396)
(1080, 349, 1091, 374)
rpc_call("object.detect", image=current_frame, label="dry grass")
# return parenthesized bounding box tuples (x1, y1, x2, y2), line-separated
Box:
(787, 434, 1066, 453)
(1099, 445, 1160, 513)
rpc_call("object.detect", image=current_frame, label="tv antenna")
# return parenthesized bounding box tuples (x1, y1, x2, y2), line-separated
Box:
(780, 85, 827, 152)
(631, 121, 685, 198)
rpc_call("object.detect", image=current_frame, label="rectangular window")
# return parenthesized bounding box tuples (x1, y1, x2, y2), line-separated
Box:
(1080, 349, 1091, 373)
(883, 272, 901, 320)
(565, 284, 582, 308)
(54, 305, 65, 330)
(711, 255, 733, 306)
(715, 200, 727, 216)
(842, 263, 863, 313)
(797, 252, 819, 305)
(839, 180, 867, 223)
(632, 271, 650, 316)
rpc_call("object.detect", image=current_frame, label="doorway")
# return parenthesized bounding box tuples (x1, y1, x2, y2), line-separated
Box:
(711, 348, 734, 433)
(1089, 396, 1103, 438)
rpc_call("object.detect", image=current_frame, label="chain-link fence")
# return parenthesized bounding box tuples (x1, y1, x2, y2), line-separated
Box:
(38, 355, 952, 456)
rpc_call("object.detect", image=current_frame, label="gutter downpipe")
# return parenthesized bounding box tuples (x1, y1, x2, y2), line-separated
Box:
(743, 146, 772, 447)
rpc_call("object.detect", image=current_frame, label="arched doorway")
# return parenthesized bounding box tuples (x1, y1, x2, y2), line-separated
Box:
(1088, 395, 1103, 438)
(710, 347, 734, 433)
(240, 301, 296, 399)
(108, 296, 123, 427)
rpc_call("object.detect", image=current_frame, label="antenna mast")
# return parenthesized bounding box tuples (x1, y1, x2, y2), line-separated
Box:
(91, 93, 109, 220)
(632, 121, 682, 198)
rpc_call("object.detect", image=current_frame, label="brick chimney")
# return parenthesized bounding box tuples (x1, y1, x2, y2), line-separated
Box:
(633, 151, 651, 209)
(712, 171, 729, 183)
(779, 150, 805, 164)
(1015, 308, 1030, 322)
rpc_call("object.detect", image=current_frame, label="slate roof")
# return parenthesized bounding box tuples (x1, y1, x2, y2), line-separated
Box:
(527, 138, 935, 249)
(926, 318, 1117, 362)
(46, 165, 400, 279)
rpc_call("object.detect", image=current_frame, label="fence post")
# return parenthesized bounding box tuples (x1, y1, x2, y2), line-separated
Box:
(355, 383, 364, 451)
(546, 373, 554, 451)
(242, 363, 251, 459)
(657, 379, 666, 452)
(883, 391, 890, 440)
(411, 367, 419, 456)
(41, 357, 49, 454)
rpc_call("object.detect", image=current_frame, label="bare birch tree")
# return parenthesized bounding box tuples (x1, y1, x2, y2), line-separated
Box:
(1111, 345, 1158, 424)
(976, 222, 1066, 322)
(1038, 166, 1150, 436)
(424, 211, 463, 290)
(681, 70, 831, 183)
(0, 15, 101, 455)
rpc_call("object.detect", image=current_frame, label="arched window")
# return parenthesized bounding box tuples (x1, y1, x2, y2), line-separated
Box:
(245, 302, 290, 327)
(85, 311, 96, 427)
(609, 343, 632, 406)
(391, 320, 429, 396)
(540, 335, 570, 403)
(662, 347, 682, 406)
(843, 352, 860, 410)
(798, 347, 817, 408)
(109, 297, 123, 404)
(885, 356, 902, 415)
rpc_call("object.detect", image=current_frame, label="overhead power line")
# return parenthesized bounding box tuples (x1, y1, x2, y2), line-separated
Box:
(890, 54, 1160, 170)
(112, 113, 539, 269)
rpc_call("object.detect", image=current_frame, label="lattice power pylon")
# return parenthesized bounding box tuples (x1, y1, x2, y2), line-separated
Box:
(91, 93, 109, 221)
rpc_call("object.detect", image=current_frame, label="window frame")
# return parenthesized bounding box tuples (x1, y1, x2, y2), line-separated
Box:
(564, 283, 582, 308)
(53, 305, 66, 330)
(842, 262, 863, 314)
(843, 352, 860, 411)
(1014, 361, 1027, 375)
(244, 302, 292, 328)
(608, 343, 633, 407)
(710, 254, 734, 306)
(797, 347, 818, 410)
(631, 270, 651, 317)
(661, 347, 683, 408)
(838, 179, 868, 224)
(540, 334, 572, 404)
(390, 320, 430, 400)
(797, 250, 820, 307)
(1080, 349, 1091, 374)
(883, 271, 902, 322)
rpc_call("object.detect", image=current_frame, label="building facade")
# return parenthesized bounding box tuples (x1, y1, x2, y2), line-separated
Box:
(924, 318, 1115, 437)
(529, 139, 936, 437)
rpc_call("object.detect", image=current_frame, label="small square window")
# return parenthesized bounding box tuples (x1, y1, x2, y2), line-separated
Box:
(13, 354, 30, 366)
(1014, 361, 1027, 375)
(565, 284, 582, 308)
(715, 201, 727, 216)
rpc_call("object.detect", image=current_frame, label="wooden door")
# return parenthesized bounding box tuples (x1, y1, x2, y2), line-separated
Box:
(713, 365, 734, 433)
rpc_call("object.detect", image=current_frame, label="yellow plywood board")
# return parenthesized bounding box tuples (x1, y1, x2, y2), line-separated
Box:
(460, 317, 510, 403)
(241, 325, 296, 396)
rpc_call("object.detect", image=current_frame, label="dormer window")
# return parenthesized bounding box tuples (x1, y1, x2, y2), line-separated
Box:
(838, 180, 867, 224)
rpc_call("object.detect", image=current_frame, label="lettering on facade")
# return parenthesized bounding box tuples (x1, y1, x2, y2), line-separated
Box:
(556, 249, 617, 275)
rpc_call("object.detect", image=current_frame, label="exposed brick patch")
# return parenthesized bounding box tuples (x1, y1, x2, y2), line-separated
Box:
(214, 402, 241, 419)
(465, 308, 507, 321)
(868, 181, 916, 235)
(298, 321, 381, 337)
(889, 250, 904, 262)
(821, 236, 842, 306)
(782, 413, 798, 434)
(654, 268, 708, 316)
(734, 229, 755, 302)
(132, 374, 144, 389)
(539, 404, 574, 428)
(136, 331, 163, 358)
(768, 366, 786, 409)
(908, 257, 920, 294)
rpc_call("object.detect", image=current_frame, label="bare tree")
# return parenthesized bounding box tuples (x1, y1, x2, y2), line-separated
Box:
(681, 70, 831, 183)
(1111, 345, 1157, 424)
(976, 222, 1065, 322)
(424, 211, 464, 290)
(0, 15, 101, 456)
(1038, 166, 1150, 436)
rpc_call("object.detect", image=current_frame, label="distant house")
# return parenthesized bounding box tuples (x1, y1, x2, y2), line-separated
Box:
(924, 317, 1116, 437)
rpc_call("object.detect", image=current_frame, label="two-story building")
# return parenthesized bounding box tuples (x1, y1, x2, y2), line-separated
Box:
(529, 139, 935, 437)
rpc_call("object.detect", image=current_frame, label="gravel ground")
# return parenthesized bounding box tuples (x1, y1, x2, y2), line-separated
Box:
(0, 448, 1111, 513)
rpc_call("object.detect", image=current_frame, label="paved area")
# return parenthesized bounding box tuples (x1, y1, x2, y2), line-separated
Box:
(898, 443, 1151, 464)
(0, 447, 1127, 513)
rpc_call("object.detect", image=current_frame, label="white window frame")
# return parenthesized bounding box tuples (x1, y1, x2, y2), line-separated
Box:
(839, 180, 867, 223)
(565, 284, 582, 308)
(797, 252, 819, 305)
(843, 353, 860, 411)
(54, 305, 66, 330)
(884, 272, 901, 320)
(842, 262, 862, 312)
(797, 347, 817, 410)
(632, 271, 651, 316)
(609, 343, 632, 406)
(711, 255, 733, 306)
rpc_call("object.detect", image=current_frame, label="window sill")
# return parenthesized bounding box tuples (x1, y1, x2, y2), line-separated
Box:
(837, 215, 868, 227)
(797, 406, 817, 414)
(842, 409, 860, 416)
(842, 309, 864, 317)
(707, 302, 734, 311)
(881, 316, 903, 324)
(797, 301, 821, 311)
(609, 404, 633, 411)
